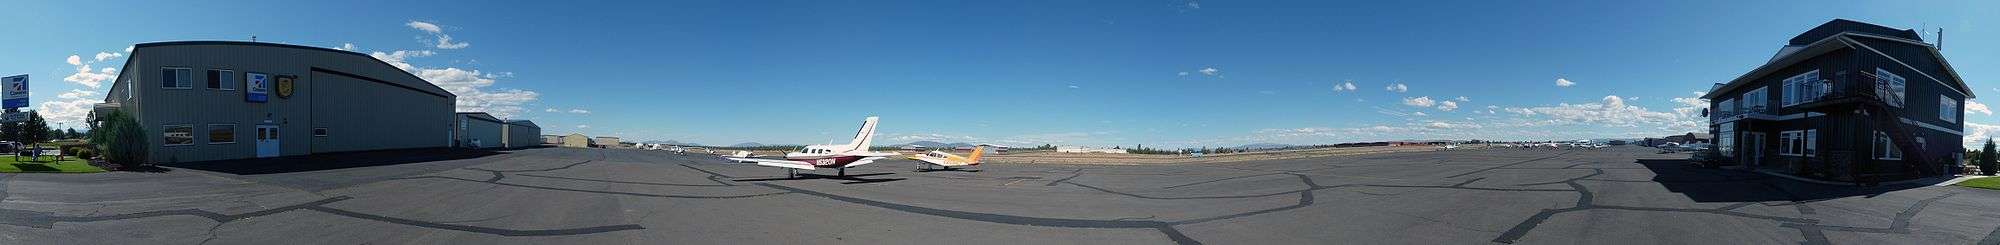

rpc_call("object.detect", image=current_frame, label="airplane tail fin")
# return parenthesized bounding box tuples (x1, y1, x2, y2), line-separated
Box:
(839, 116, 880, 153)
(966, 146, 985, 163)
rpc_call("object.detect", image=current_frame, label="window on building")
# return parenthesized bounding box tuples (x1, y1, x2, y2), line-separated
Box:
(314, 128, 329, 137)
(164, 125, 194, 146)
(1805, 130, 1817, 156)
(1876, 68, 1906, 107)
(208, 124, 236, 144)
(1718, 124, 1735, 157)
(1780, 131, 1799, 156)
(1718, 98, 1736, 117)
(1941, 97, 1959, 123)
(1778, 130, 1817, 157)
(162, 67, 192, 89)
(1874, 131, 1902, 160)
(1782, 70, 1823, 107)
(206, 69, 236, 90)
(1743, 87, 1768, 113)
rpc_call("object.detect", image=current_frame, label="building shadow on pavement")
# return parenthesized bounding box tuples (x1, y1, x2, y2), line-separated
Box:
(162, 148, 505, 175)
(1638, 158, 1931, 203)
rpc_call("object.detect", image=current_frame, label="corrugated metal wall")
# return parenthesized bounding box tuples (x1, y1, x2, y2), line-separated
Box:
(117, 42, 454, 163)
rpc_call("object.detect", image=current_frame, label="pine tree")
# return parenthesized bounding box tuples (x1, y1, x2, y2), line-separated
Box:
(1981, 138, 1996, 176)
(23, 111, 48, 144)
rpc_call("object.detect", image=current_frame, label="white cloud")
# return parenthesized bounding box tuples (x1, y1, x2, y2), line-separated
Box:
(544, 108, 558, 112)
(1385, 83, 1408, 93)
(1967, 101, 1992, 115)
(367, 50, 433, 71)
(1968, 122, 2000, 148)
(1455, 96, 1470, 102)
(65, 55, 82, 66)
(1503, 95, 1700, 132)
(576, 124, 590, 129)
(1967, 122, 2000, 149)
(1437, 100, 1459, 111)
(337, 43, 357, 51)
(568, 109, 591, 114)
(1556, 78, 1576, 87)
(1068, 85, 1080, 89)
(1197, 67, 1220, 76)
(406, 21, 443, 33)
(1177, 71, 1190, 76)
(93, 52, 122, 62)
(1411, 111, 1428, 116)
(123, 46, 134, 53)
(1333, 81, 1357, 92)
(406, 21, 470, 49)
(1402, 96, 1435, 108)
(56, 89, 96, 99)
(412, 67, 539, 118)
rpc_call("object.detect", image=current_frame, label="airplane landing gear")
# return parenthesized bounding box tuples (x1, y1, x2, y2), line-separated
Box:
(838, 168, 846, 176)
(787, 169, 797, 179)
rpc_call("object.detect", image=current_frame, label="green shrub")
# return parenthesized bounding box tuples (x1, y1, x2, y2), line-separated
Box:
(74, 148, 96, 160)
(87, 110, 148, 166)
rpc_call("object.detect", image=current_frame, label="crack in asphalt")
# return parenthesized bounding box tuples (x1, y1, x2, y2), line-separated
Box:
(0, 195, 644, 237)
(757, 183, 1202, 245)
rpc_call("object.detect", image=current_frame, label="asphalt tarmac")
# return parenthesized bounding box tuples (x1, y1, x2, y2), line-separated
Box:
(2, 146, 1997, 244)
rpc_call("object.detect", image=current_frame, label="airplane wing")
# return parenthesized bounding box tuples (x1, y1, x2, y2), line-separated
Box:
(917, 157, 972, 167)
(842, 156, 888, 168)
(727, 157, 818, 170)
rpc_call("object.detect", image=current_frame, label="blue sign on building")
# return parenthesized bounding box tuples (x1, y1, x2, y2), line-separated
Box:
(2, 75, 27, 109)
(245, 72, 269, 103)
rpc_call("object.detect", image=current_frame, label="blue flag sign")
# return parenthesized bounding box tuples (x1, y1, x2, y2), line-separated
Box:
(246, 72, 269, 103)
(2, 75, 27, 109)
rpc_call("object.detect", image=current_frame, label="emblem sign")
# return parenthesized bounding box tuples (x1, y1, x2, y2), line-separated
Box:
(276, 75, 296, 99)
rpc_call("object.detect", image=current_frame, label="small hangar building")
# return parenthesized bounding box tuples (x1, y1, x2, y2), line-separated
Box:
(94, 41, 535, 164)
(456, 112, 504, 149)
(502, 120, 540, 148)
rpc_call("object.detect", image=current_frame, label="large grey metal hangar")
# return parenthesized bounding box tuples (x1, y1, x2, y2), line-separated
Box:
(95, 41, 460, 164)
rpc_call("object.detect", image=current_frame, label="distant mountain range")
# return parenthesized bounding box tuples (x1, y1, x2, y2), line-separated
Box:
(899, 141, 976, 148)
(640, 140, 691, 146)
(729, 142, 767, 147)
(1236, 143, 1296, 150)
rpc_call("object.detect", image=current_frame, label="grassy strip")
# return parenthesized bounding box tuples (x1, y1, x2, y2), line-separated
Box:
(0, 157, 104, 173)
(1957, 177, 2000, 190)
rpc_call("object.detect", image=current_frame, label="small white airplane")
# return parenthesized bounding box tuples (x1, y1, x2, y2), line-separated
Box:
(725, 116, 898, 178)
(908, 146, 986, 171)
(1437, 144, 1460, 150)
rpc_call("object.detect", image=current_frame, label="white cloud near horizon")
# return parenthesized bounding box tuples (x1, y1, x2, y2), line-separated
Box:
(1556, 78, 1576, 87)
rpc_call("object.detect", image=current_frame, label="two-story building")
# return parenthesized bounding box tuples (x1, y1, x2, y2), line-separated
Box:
(1704, 19, 1974, 182)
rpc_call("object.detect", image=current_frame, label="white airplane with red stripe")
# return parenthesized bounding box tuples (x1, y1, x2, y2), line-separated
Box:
(725, 116, 897, 178)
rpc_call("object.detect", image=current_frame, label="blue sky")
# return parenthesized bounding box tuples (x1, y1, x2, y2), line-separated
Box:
(4, 0, 1997, 148)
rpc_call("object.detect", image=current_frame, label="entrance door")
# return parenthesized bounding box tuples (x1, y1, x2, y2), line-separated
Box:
(1746, 132, 1765, 167)
(256, 125, 280, 158)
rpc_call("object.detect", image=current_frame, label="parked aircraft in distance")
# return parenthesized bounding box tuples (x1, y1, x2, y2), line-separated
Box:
(908, 146, 985, 171)
(724, 116, 898, 178)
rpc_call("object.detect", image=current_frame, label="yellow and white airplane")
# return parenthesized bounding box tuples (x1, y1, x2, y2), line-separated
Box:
(907, 146, 986, 171)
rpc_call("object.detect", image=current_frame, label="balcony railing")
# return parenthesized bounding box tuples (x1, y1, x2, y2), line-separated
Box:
(1794, 70, 1894, 108)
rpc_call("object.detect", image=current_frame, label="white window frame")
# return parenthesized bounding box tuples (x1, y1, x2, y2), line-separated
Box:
(1876, 68, 1906, 108)
(1873, 131, 1902, 160)
(207, 124, 238, 144)
(1778, 131, 1799, 156)
(1940, 97, 1958, 123)
(162, 67, 193, 89)
(207, 69, 237, 91)
(1782, 70, 1822, 107)
(163, 124, 195, 146)
(1804, 130, 1816, 156)
(1743, 87, 1768, 113)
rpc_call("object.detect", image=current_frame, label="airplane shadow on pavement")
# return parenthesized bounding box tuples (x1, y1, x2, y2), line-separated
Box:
(733, 172, 906, 184)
